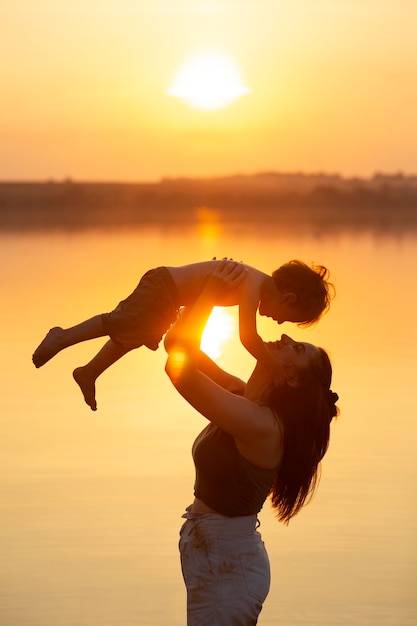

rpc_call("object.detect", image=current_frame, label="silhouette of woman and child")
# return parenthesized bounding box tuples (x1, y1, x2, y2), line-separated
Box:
(33, 258, 339, 626)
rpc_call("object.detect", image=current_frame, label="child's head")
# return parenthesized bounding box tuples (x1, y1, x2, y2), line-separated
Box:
(272, 260, 334, 327)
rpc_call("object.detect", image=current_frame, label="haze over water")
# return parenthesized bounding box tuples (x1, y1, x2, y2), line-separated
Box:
(1, 213, 416, 626)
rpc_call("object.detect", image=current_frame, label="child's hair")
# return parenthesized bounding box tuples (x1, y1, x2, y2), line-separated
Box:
(272, 259, 334, 327)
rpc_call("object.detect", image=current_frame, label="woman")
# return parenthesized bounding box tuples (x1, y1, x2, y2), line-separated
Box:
(164, 261, 339, 626)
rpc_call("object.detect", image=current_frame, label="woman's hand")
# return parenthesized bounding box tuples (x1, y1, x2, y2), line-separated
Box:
(205, 259, 247, 305)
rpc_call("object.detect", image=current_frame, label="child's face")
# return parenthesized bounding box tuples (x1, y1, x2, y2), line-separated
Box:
(259, 292, 304, 325)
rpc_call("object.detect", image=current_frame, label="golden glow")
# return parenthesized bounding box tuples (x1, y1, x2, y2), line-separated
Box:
(167, 349, 188, 385)
(200, 307, 235, 359)
(196, 206, 222, 249)
(166, 50, 251, 110)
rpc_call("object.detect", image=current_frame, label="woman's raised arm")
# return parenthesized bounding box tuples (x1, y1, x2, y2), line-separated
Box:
(164, 261, 278, 445)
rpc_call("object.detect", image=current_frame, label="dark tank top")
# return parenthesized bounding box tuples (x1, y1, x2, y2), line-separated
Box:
(192, 423, 279, 517)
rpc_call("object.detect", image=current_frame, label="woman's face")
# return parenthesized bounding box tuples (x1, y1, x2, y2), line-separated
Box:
(267, 334, 319, 370)
(245, 334, 319, 402)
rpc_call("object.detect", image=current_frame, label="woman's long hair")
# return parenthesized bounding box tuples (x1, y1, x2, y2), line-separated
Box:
(268, 347, 339, 524)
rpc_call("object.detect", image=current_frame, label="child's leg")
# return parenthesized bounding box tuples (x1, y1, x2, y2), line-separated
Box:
(32, 315, 106, 368)
(73, 339, 131, 411)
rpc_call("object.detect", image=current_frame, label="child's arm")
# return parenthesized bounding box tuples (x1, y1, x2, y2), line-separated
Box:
(238, 282, 286, 385)
(238, 282, 272, 363)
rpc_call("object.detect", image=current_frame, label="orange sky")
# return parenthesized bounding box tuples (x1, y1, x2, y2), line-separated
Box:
(2, 0, 417, 181)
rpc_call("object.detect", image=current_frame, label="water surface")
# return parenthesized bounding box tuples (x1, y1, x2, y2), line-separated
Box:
(1, 223, 416, 625)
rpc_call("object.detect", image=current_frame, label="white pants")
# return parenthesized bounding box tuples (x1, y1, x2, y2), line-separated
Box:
(179, 507, 271, 626)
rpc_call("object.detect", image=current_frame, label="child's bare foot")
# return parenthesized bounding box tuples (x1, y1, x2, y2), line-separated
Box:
(73, 367, 97, 411)
(32, 327, 66, 368)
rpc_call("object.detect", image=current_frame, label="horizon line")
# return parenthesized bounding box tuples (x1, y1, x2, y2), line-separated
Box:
(1, 169, 417, 185)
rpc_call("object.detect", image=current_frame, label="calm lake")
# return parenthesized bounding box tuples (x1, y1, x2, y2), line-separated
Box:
(1, 218, 416, 625)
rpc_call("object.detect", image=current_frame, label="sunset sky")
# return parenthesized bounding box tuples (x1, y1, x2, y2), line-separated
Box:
(2, 0, 417, 182)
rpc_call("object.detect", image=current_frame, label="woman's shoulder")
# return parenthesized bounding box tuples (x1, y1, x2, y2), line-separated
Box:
(255, 404, 284, 437)
(234, 407, 284, 470)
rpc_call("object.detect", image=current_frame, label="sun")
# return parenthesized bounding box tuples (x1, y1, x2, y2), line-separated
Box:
(200, 307, 235, 359)
(166, 50, 251, 111)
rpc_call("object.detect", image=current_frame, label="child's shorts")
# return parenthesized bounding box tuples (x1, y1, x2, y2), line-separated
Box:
(101, 267, 179, 351)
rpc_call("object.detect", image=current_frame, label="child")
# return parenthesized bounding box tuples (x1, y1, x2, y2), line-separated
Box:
(32, 259, 333, 410)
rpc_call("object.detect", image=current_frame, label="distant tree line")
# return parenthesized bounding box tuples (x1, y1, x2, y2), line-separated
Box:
(0, 173, 416, 232)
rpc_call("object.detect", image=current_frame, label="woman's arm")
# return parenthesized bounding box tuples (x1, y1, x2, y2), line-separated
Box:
(164, 260, 245, 376)
(164, 259, 246, 388)
(166, 358, 277, 442)
(197, 351, 246, 395)
(164, 261, 278, 443)
(164, 317, 246, 395)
